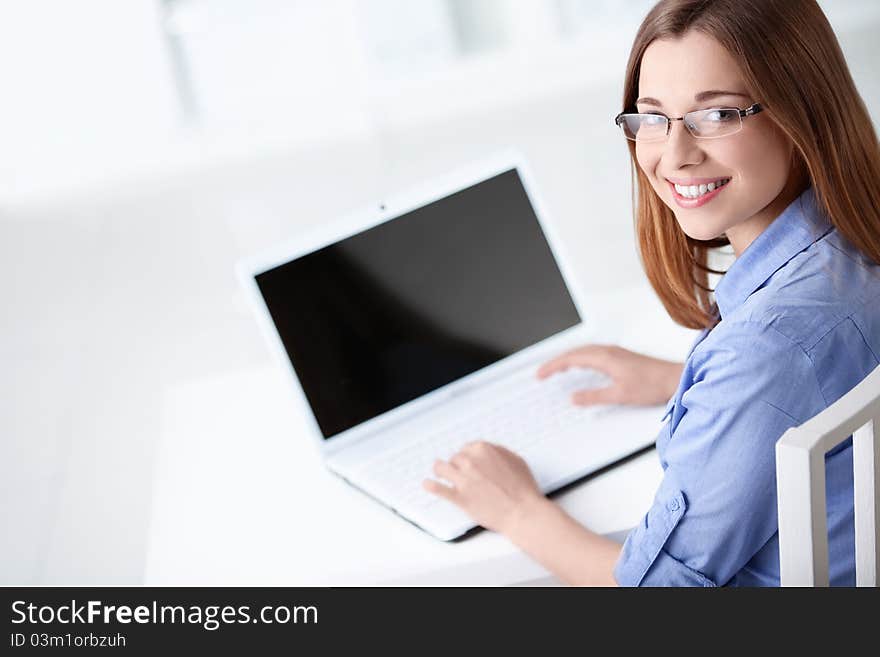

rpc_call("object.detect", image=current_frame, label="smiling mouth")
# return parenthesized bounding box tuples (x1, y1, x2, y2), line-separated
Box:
(666, 177, 731, 208)
(671, 178, 731, 199)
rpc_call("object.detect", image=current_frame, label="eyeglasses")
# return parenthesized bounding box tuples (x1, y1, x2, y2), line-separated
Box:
(614, 103, 763, 142)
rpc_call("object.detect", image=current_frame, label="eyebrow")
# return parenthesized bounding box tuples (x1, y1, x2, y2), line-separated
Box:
(636, 90, 751, 106)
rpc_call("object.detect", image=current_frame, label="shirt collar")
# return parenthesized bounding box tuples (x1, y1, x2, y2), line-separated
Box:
(714, 185, 834, 320)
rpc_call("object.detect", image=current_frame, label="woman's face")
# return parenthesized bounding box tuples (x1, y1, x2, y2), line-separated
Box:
(635, 30, 801, 254)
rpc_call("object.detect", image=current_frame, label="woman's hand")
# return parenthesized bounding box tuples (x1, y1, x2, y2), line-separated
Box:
(422, 440, 545, 534)
(422, 441, 623, 586)
(536, 344, 684, 407)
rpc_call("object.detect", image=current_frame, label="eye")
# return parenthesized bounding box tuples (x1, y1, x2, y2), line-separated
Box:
(704, 108, 738, 123)
(643, 113, 667, 125)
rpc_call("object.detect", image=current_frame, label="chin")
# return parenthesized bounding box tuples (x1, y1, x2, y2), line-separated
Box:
(674, 215, 727, 242)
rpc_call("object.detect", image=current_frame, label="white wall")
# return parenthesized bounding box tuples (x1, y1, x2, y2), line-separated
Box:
(0, 0, 180, 198)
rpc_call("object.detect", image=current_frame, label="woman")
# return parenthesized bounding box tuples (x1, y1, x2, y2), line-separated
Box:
(422, 0, 880, 586)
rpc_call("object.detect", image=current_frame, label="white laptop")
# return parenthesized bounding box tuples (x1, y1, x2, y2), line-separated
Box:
(237, 149, 664, 541)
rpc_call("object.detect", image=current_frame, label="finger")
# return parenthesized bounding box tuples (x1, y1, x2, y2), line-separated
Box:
(461, 439, 491, 453)
(535, 360, 569, 379)
(422, 477, 458, 502)
(536, 345, 613, 379)
(490, 443, 525, 463)
(432, 458, 465, 486)
(451, 451, 485, 473)
(458, 441, 496, 468)
(571, 385, 618, 406)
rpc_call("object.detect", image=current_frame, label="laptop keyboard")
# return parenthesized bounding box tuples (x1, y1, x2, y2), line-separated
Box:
(350, 367, 611, 513)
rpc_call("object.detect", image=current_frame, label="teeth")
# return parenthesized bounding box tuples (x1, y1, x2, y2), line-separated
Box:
(673, 178, 728, 198)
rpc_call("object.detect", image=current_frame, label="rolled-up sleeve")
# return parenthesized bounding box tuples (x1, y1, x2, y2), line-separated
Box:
(614, 470, 717, 586)
(613, 321, 826, 587)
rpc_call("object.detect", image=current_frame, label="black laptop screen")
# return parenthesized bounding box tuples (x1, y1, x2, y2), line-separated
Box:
(255, 167, 581, 439)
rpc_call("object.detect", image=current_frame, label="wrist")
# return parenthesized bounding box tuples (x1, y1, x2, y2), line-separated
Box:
(501, 493, 556, 543)
(661, 360, 684, 398)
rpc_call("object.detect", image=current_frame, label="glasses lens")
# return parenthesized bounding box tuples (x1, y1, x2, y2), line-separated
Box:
(688, 108, 742, 138)
(618, 114, 667, 141)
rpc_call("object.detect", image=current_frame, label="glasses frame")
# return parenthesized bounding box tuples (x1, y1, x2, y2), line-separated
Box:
(614, 102, 764, 142)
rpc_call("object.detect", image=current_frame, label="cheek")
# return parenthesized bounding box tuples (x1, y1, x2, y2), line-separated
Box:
(634, 144, 654, 173)
(635, 146, 662, 187)
(734, 130, 792, 194)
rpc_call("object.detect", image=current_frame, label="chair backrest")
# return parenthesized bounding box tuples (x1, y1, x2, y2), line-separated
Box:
(775, 363, 880, 587)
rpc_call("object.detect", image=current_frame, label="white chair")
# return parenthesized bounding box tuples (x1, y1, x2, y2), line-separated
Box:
(776, 363, 880, 586)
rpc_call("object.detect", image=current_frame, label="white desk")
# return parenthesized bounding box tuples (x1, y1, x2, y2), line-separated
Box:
(144, 364, 667, 586)
(143, 281, 696, 586)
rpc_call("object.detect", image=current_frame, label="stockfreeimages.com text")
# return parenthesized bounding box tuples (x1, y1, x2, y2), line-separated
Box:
(11, 600, 317, 631)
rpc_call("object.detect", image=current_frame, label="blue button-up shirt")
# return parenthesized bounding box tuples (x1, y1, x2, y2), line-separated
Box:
(613, 186, 880, 586)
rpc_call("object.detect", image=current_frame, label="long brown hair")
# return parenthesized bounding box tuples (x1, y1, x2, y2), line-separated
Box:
(624, 0, 880, 328)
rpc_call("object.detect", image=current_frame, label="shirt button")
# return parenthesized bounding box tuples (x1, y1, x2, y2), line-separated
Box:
(667, 498, 680, 512)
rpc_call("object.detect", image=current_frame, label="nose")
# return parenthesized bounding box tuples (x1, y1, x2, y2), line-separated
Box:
(663, 120, 704, 169)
